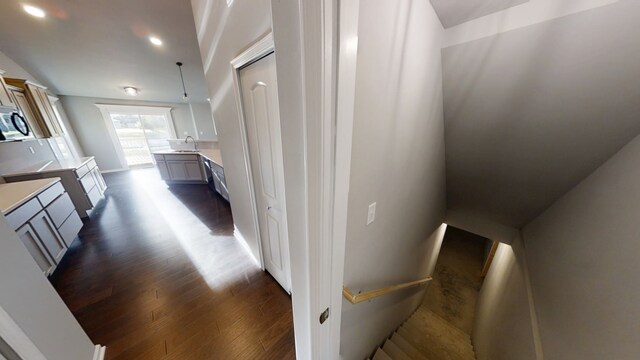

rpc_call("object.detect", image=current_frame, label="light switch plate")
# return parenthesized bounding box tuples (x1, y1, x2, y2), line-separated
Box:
(367, 202, 376, 225)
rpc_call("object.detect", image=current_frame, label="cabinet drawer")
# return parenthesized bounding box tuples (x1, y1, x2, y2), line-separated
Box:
(58, 211, 82, 247)
(87, 186, 102, 207)
(6, 197, 43, 230)
(46, 193, 75, 228)
(80, 172, 97, 193)
(164, 154, 199, 161)
(87, 159, 97, 170)
(37, 182, 65, 207)
(75, 164, 90, 178)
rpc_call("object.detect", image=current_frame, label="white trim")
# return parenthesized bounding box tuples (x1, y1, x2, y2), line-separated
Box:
(100, 168, 129, 174)
(229, 33, 277, 272)
(233, 225, 261, 268)
(92, 345, 106, 360)
(0, 305, 46, 360)
(328, 0, 360, 356)
(95, 104, 177, 169)
(230, 33, 275, 69)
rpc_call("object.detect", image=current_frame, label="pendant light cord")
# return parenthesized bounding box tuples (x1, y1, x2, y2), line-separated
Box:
(176, 62, 188, 99)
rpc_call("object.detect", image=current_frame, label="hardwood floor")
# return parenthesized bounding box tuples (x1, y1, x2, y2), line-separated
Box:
(49, 169, 295, 359)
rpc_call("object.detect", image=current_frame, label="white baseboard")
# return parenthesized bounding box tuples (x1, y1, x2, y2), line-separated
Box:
(92, 345, 106, 360)
(100, 168, 128, 174)
(234, 225, 262, 268)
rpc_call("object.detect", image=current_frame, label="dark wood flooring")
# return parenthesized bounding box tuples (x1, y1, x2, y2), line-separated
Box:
(49, 169, 295, 359)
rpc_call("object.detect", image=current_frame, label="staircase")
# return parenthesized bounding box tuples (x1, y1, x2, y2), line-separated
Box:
(369, 307, 476, 360)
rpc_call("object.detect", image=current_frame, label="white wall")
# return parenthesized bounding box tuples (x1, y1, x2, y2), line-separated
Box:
(473, 237, 539, 360)
(190, 0, 272, 262)
(0, 214, 96, 360)
(522, 133, 640, 359)
(442, 0, 640, 230)
(340, 0, 447, 358)
(59, 95, 215, 171)
(191, 102, 217, 139)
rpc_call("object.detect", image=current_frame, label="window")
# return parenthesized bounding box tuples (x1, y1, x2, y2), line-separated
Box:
(97, 105, 176, 169)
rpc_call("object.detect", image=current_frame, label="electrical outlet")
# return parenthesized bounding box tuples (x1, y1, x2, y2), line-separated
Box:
(199, 131, 204, 135)
(29, 146, 35, 154)
(367, 202, 376, 225)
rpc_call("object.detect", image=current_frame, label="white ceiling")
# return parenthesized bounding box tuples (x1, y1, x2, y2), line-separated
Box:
(429, 0, 529, 28)
(442, 0, 640, 229)
(0, 0, 209, 103)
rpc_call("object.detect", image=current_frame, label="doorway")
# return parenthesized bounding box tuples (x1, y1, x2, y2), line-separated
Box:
(236, 51, 292, 293)
(97, 104, 176, 169)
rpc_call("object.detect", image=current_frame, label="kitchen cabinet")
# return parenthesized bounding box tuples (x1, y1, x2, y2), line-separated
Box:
(4, 157, 106, 218)
(0, 69, 16, 111)
(154, 153, 206, 183)
(4, 78, 63, 137)
(1, 179, 83, 276)
(16, 223, 55, 275)
(29, 210, 67, 264)
(10, 88, 45, 137)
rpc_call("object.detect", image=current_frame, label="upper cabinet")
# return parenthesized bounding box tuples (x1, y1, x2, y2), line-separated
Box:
(0, 70, 17, 111)
(5, 78, 63, 138)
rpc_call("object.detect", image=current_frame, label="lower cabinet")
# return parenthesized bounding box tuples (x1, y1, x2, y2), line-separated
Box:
(16, 223, 56, 275)
(163, 159, 205, 181)
(30, 210, 67, 264)
(7, 181, 84, 276)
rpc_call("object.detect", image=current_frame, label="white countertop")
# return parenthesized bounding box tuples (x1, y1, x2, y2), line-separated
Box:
(2, 156, 95, 178)
(154, 149, 223, 167)
(0, 178, 61, 214)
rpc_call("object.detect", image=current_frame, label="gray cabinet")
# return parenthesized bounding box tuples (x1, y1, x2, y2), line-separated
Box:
(5, 180, 84, 276)
(29, 210, 67, 264)
(16, 223, 55, 275)
(155, 153, 206, 183)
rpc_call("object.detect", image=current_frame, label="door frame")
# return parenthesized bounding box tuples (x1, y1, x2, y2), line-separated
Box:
(96, 104, 177, 170)
(0, 305, 46, 360)
(229, 32, 281, 281)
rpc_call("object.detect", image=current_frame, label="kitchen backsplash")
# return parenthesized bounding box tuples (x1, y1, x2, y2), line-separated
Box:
(0, 139, 56, 182)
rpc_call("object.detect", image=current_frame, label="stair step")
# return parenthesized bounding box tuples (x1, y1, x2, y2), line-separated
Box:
(372, 348, 392, 360)
(406, 314, 473, 350)
(398, 320, 475, 360)
(382, 339, 412, 360)
(390, 332, 428, 360)
(413, 308, 473, 345)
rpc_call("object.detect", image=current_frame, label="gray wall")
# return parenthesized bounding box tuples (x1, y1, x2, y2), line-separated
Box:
(473, 237, 539, 360)
(522, 133, 640, 359)
(442, 0, 640, 231)
(0, 214, 96, 360)
(191, 102, 217, 140)
(59, 95, 215, 171)
(340, 0, 447, 358)
(190, 0, 272, 262)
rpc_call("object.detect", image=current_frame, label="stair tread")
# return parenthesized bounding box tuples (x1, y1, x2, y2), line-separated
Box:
(398, 321, 475, 360)
(382, 338, 413, 360)
(406, 312, 473, 349)
(390, 332, 428, 360)
(372, 348, 392, 360)
(414, 308, 472, 343)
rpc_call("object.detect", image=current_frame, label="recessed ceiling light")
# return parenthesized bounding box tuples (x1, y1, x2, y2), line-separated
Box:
(149, 36, 163, 46)
(124, 87, 138, 96)
(23, 4, 46, 18)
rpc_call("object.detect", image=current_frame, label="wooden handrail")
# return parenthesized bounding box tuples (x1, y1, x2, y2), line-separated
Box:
(343, 277, 432, 304)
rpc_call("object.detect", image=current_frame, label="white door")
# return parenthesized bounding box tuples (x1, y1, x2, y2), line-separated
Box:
(239, 53, 291, 292)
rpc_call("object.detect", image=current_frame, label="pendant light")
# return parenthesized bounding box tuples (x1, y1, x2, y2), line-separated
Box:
(176, 62, 188, 102)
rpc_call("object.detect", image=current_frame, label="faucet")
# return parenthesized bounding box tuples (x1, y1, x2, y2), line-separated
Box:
(185, 136, 198, 151)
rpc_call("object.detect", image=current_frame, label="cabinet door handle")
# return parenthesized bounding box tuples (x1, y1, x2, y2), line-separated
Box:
(268, 206, 272, 210)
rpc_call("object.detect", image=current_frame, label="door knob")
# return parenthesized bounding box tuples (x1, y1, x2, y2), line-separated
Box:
(268, 206, 272, 210)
